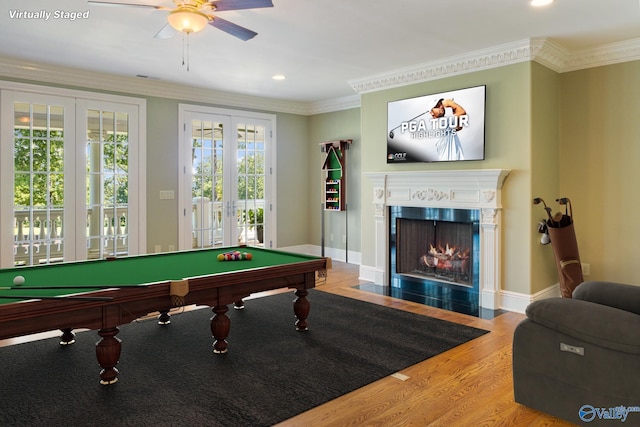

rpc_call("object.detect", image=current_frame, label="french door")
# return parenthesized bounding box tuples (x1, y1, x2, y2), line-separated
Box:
(78, 99, 143, 260)
(179, 105, 275, 250)
(1, 92, 76, 267)
(0, 86, 145, 268)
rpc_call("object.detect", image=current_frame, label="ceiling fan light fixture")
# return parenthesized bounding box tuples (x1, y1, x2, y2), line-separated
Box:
(167, 6, 209, 33)
(530, 0, 554, 6)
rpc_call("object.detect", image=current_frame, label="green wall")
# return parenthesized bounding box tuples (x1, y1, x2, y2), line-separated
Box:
(530, 63, 561, 293)
(560, 60, 640, 284)
(275, 113, 313, 248)
(308, 109, 362, 258)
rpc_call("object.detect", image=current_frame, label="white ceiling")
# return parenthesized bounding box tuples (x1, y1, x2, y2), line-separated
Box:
(1, 0, 639, 103)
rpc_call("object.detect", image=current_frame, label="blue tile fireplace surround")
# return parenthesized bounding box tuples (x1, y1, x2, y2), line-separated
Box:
(389, 206, 480, 315)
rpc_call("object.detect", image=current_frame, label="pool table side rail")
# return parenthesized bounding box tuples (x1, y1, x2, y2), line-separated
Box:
(0, 256, 328, 341)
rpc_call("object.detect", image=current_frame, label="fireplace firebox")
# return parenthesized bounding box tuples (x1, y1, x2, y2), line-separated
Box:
(389, 206, 480, 314)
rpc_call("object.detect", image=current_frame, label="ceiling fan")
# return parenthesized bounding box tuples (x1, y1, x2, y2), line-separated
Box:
(88, 0, 274, 41)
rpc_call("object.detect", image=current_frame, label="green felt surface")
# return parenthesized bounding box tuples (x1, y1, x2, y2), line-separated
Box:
(0, 247, 319, 303)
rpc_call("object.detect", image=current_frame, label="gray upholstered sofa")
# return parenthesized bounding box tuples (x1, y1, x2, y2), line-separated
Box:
(513, 281, 640, 425)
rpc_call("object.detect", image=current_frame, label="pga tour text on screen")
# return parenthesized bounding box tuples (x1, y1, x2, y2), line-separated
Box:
(400, 115, 470, 139)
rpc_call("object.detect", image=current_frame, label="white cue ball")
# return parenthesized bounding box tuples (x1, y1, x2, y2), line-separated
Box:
(13, 275, 25, 285)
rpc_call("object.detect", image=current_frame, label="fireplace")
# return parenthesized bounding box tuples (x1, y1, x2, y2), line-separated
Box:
(390, 206, 480, 313)
(364, 169, 510, 311)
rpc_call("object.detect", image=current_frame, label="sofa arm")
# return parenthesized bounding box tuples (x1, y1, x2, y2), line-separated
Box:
(525, 297, 640, 355)
(574, 280, 640, 316)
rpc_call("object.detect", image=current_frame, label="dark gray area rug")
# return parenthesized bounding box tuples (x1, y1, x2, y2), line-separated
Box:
(0, 289, 488, 427)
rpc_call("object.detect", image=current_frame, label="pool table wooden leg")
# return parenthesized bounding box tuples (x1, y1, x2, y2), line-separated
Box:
(96, 327, 121, 385)
(294, 289, 310, 331)
(157, 310, 171, 325)
(59, 328, 76, 345)
(211, 305, 229, 354)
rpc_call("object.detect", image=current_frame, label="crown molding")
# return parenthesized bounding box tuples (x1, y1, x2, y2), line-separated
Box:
(0, 55, 317, 115)
(349, 39, 537, 94)
(562, 37, 640, 72)
(308, 95, 361, 115)
(2, 36, 639, 114)
(349, 37, 640, 94)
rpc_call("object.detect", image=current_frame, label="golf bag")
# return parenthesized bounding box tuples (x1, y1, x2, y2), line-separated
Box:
(534, 197, 583, 297)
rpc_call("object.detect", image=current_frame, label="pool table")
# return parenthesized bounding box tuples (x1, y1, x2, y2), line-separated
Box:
(0, 246, 329, 385)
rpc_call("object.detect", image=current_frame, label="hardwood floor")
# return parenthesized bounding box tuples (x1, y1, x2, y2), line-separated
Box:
(275, 261, 576, 427)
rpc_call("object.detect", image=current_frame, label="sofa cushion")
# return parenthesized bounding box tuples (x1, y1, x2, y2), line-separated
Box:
(573, 281, 640, 316)
(526, 298, 640, 355)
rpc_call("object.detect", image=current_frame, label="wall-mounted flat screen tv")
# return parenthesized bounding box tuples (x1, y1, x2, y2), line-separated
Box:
(387, 85, 486, 163)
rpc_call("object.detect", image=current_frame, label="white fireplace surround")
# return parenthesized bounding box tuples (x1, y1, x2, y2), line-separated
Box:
(364, 169, 511, 310)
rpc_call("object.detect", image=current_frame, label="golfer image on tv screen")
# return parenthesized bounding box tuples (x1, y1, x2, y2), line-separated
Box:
(430, 98, 466, 161)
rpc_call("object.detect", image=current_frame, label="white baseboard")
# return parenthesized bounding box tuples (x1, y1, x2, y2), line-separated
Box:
(359, 264, 385, 284)
(500, 283, 561, 313)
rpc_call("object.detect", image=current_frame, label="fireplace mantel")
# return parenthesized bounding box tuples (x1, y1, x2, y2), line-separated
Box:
(364, 169, 511, 310)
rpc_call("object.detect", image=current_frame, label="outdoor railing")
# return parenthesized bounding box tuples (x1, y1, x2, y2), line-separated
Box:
(13, 207, 129, 266)
(192, 198, 265, 248)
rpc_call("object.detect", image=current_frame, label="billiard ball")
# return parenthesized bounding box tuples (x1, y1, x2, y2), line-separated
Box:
(13, 275, 25, 285)
(244, 253, 252, 260)
(217, 254, 224, 261)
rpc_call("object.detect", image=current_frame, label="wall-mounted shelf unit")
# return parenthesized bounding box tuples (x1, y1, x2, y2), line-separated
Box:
(320, 140, 352, 212)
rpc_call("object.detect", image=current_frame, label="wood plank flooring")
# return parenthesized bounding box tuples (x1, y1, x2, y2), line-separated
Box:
(274, 261, 576, 427)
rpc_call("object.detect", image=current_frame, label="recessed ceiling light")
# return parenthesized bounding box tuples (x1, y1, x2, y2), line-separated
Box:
(530, 0, 554, 6)
(272, 74, 286, 81)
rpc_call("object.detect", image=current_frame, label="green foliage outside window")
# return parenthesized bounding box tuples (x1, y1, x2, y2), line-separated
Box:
(14, 128, 129, 208)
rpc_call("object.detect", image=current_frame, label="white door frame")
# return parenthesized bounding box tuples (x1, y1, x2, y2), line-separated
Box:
(177, 104, 277, 250)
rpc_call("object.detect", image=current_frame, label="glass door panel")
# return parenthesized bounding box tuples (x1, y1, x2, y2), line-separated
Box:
(191, 119, 226, 249)
(236, 122, 266, 247)
(85, 109, 130, 259)
(12, 102, 67, 266)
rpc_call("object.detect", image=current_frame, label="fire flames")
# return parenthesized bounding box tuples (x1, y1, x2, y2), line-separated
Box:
(420, 243, 470, 272)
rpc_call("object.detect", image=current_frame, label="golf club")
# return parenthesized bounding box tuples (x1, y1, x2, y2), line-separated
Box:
(533, 197, 553, 221)
(555, 197, 573, 226)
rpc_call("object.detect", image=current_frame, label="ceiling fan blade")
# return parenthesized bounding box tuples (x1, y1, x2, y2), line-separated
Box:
(154, 23, 177, 39)
(88, 1, 170, 10)
(208, 0, 274, 12)
(209, 17, 258, 41)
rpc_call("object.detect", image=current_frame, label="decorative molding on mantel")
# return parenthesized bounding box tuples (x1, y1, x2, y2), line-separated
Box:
(349, 37, 640, 94)
(363, 169, 511, 211)
(363, 169, 511, 310)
